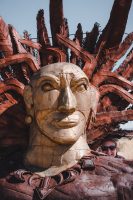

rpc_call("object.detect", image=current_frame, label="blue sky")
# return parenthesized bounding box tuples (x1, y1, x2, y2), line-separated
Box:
(0, 0, 132, 39)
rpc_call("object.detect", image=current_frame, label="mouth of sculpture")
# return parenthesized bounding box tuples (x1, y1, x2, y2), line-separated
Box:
(52, 115, 79, 128)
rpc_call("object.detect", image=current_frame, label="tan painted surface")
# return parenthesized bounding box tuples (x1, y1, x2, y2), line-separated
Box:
(117, 138, 133, 160)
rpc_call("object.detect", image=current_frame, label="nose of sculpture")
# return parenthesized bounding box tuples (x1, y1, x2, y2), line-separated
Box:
(58, 86, 77, 114)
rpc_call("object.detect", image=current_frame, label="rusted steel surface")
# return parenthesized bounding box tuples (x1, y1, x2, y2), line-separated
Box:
(0, 154, 133, 199)
(96, 0, 132, 50)
(50, 0, 64, 46)
(0, 17, 13, 56)
(37, 9, 51, 66)
(0, 53, 39, 71)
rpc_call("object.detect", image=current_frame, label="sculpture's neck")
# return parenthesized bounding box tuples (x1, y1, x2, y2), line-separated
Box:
(25, 125, 90, 176)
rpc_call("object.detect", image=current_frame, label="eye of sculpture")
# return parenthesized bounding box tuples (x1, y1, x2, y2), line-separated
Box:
(71, 79, 88, 92)
(41, 82, 55, 92)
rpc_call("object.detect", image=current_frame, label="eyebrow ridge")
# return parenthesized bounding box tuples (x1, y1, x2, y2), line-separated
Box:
(71, 77, 89, 86)
(36, 74, 60, 87)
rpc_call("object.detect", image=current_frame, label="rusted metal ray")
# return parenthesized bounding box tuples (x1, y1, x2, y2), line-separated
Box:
(19, 64, 31, 84)
(120, 47, 133, 68)
(70, 38, 81, 64)
(97, 95, 118, 113)
(99, 84, 133, 104)
(57, 33, 97, 78)
(57, 33, 96, 78)
(8, 25, 27, 54)
(44, 47, 66, 62)
(75, 23, 83, 47)
(87, 127, 108, 146)
(19, 39, 41, 50)
(118, 130, 133, 138)
(0, 92, 18, 115)
(116, 48, 133, 79)
(59, 18, 69, 62)
(105, 130, 133, 138)
(4, 92, 17, 104)
(117, 64, 133, 79)
(50, 0, 64, 46)
(121, 63, 133, 81)
(83, 61, 97, 79)
(3, 78, 25, 90)
(100, 32, 133, 67)
(92, 71, 133, 90)
(94, 43, 133, 76)
(84, 23, 100, 54)
(57, 33, 95, 63)
(70, 50, 77, 65)
(60, 18, 69, 39)
(0, 92, 17, 105)
(0, 85, 23, 95)
(37, 9, 51, 47)
(96, 0, 132, 51)
(97, 58, 116, 75)
(0, 83, 24, 96)
(95, 109, 133, 127)
(73, 24, 84, 67)
(112, 32, 133, 61)
(0, 53, 39, 72)
(0, 100, 17, 115)
(36, 9, 51, 66)
(0, 17, 13, 56)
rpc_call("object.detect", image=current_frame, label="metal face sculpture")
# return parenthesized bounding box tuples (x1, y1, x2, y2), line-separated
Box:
(24, 62, 99, 174)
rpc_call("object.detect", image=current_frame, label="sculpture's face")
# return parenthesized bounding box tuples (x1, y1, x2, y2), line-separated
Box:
(27, 63, 97, 144)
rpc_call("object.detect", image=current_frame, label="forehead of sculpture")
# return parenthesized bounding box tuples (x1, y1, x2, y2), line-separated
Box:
(31, 62, 88, 83)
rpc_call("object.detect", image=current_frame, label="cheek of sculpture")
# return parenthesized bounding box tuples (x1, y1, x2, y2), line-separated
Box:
(33, 88, 60, 110)
(74, 88, 92, 120)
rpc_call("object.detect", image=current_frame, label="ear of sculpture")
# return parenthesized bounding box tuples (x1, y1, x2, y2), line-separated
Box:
(23, 85, 34, 124)
(87, 85, 99, 129)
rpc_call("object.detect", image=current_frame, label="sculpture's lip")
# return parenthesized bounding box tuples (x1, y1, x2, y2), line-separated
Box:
(52, 115, 79, 128)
